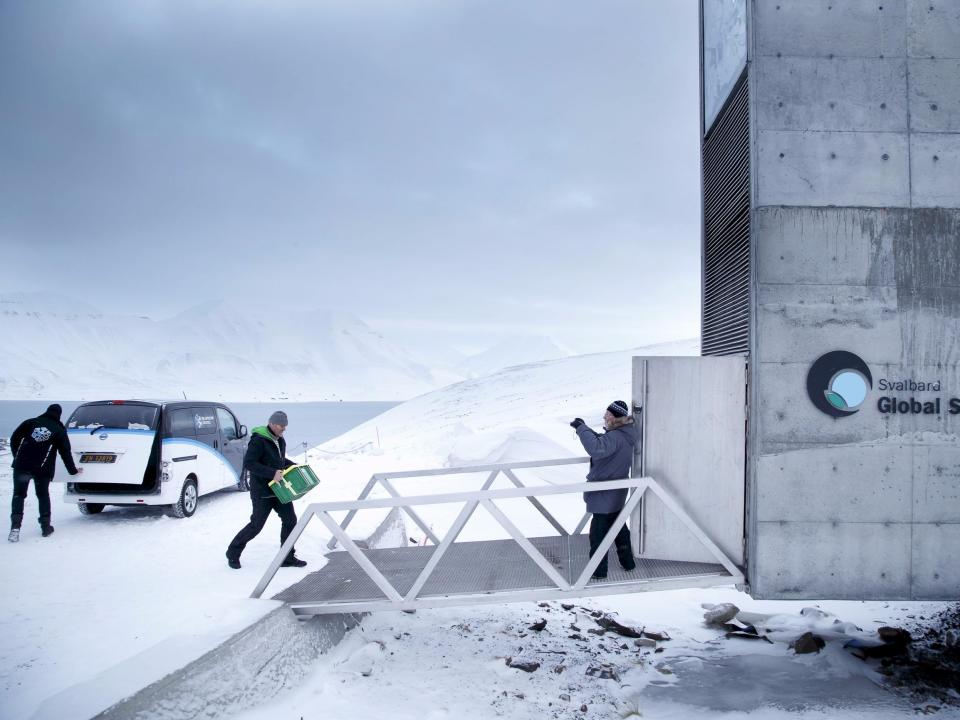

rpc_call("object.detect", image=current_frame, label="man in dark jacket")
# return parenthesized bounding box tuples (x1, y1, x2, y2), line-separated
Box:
(571, 400, 639, 579)
(226, 410, 307, 569)
(9, 403, 82, 542)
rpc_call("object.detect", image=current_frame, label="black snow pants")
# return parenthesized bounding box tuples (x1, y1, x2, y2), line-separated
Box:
(12, 472, 52, 529)
(227, 487, 298, 561)
(588, 511, 635, 576)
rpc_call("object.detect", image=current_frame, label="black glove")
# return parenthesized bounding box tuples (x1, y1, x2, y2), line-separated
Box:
(570, 418, 585, 429)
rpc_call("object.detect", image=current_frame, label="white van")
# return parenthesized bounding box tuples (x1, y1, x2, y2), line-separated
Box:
(63, 400, 249, 518)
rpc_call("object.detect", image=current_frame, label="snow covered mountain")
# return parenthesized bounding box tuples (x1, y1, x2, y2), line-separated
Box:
(0, 293, 697, 402)
(0, 295, 454, 401)
(457, 334, 573, 379)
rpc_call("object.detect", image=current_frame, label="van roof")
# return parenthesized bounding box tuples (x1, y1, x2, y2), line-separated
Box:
(76, 400, 233, 411)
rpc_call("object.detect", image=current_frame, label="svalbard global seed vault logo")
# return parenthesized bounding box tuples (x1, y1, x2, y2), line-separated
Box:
(806, 351, 873, 418)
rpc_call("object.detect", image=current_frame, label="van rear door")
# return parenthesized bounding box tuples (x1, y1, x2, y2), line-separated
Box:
(66, 402, 160, 485)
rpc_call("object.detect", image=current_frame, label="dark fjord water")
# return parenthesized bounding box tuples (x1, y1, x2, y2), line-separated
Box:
(0, 400, 399, 453)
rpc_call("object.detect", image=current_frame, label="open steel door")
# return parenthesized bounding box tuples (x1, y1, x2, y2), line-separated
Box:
(632, 356, 747, 568)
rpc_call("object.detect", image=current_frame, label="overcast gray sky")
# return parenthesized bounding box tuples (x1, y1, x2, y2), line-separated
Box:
(0, 0, 701, 356)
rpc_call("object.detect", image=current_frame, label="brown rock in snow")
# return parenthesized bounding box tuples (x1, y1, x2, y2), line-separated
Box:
(505, 657, 541, 673)
(791, 632, 826, 654)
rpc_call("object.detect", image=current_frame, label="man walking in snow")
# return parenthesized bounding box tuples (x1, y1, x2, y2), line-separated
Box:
(9, 403, 82, 542)
(226, 410, 307, 569)
(570, 400, 638, 579)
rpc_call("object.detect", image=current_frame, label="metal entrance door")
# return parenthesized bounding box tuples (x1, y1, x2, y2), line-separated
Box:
(633, 356, 747, 568)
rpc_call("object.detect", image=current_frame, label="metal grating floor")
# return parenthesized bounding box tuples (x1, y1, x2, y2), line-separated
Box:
(273, 535, 731, 610)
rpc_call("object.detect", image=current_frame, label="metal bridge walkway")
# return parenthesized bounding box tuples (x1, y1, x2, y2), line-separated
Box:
(252, 458, 744, 616)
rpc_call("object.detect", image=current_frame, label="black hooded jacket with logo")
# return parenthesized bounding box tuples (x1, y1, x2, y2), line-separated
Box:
(243, 426, 295, 497)
(10, 406, 80, 479)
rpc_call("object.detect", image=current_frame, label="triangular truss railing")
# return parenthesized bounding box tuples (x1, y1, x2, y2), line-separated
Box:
(251, 458, 744, 608)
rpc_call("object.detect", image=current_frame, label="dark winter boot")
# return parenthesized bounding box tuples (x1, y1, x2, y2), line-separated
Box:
(226, 550, 241, 569)
(41, 525, 55, 537)
(281, 554, 307, 568)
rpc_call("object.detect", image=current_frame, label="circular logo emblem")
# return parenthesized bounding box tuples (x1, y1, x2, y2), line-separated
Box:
(99, 433, 108, 441)
(806, 351, 872, 418)
(31, 427, 52, 442)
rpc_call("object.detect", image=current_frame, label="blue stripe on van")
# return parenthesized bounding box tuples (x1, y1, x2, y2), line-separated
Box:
(161, 438, 240, 482)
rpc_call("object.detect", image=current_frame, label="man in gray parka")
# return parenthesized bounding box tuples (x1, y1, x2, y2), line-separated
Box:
(571, 400, 638, 579)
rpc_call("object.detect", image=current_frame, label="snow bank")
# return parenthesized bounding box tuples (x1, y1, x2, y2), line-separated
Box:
(315, 338, 697, 469)
(0, 451, 400, 720)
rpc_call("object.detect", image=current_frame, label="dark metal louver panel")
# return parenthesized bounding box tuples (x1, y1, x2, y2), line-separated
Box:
(702, 71, 750, 357)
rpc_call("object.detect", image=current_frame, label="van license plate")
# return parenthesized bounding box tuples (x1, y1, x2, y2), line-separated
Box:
(80, 453, 117, 463)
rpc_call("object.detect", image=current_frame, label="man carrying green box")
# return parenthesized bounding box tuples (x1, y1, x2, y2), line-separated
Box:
(226, 411, 307, 570)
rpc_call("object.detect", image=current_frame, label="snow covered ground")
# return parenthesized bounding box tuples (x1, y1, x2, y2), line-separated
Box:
(234, 592, 950, 720)
(2, 339, 957, 719)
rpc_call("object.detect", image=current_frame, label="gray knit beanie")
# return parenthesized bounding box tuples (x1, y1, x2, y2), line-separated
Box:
(268, 410, 288, 426)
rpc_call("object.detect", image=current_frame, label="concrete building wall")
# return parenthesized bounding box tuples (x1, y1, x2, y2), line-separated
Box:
(747, 0, 960, 599)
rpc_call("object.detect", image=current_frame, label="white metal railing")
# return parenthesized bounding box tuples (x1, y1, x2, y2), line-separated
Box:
(250, 458, 744, 607)
(326, 457, 594, 551)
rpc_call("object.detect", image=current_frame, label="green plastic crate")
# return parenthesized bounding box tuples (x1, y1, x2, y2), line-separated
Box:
(268, 464, 321, 504)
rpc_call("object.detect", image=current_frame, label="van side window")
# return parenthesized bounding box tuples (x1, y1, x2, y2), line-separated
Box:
(168, 409, 196, 437)
(216, 408, 238, 441)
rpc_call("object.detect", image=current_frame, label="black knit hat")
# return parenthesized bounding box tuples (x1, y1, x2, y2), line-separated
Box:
(45, 403, 63, 420)
(607, 400, 629, 418)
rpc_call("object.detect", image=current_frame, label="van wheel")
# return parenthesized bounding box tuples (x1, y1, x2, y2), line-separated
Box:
(171, 479, 198, 518)
(78, 502, 105, 515)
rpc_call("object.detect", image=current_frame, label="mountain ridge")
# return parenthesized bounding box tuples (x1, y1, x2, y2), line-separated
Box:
(0, 293, 698, 401)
